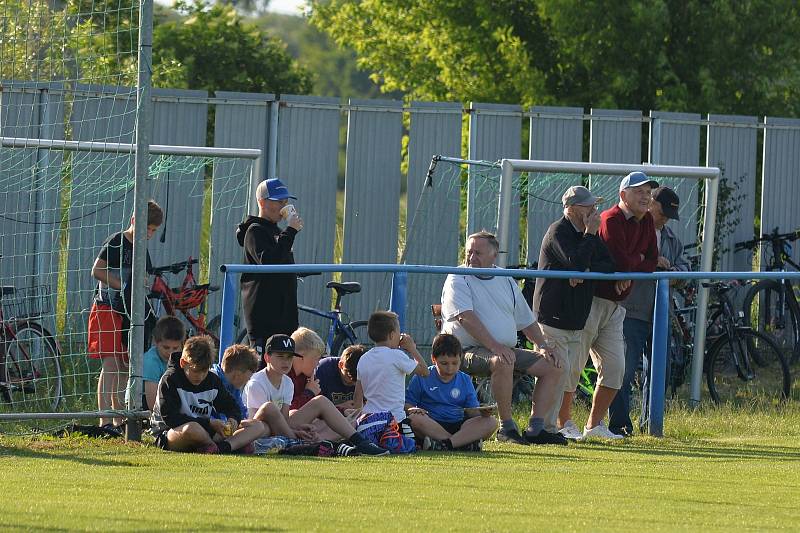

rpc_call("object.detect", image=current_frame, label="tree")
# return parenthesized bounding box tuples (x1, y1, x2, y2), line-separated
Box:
(153, 1, 312, 94)
(309, 0, 800, 116)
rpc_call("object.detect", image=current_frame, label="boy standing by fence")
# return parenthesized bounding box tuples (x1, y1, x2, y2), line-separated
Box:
(88, 199, 162, 430)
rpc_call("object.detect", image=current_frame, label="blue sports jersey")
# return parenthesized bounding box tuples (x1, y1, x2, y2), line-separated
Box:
(210, 364, 248, 421)
(405, 366, 479, 423)
(315, 356, 355, 405)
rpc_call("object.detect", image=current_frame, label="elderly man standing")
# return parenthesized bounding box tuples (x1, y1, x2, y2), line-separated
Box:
(440, 231, 566, 445)
(533, 186, 617, 439)
(609, 185, 690, 435)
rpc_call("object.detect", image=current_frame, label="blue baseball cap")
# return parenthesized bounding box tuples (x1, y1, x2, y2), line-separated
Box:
(619, 171, 659, 192)
(256, 178, 297, 201)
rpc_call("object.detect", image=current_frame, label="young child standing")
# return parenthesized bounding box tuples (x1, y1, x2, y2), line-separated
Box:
(355, 311, 429, 425)
(150, 336, 262, 454)
(243, 334, 388, 456)
(315, 345, 366, 410)
(142, 316, 185, 410)
(288, 327, 326, 410)
(405, 334, 497, 451)
(88, 199, 162, 429)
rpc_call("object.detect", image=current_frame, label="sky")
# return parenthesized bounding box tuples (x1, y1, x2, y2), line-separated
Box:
(267, 0, 305, 15)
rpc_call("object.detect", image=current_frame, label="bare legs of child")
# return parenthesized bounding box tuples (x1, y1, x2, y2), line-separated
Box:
(409, 413, 497, 449)
(165, 420, 266, 453)
(98, 356, 127, 427)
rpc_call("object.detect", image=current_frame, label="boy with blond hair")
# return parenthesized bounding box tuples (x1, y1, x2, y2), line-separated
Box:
(150, 336, 262, 454)
(288, 327, 326, 410)
(243, 334, 388, 456)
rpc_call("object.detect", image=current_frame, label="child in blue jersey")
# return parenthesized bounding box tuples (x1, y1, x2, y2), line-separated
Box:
(405, 334, 497, 451)
(142, 316, 185, 410)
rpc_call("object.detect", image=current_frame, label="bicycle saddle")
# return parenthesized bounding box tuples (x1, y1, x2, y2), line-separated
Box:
(326, 281, 361, 294)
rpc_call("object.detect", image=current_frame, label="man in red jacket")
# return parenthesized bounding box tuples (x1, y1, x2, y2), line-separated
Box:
(577, 171, 658, 440)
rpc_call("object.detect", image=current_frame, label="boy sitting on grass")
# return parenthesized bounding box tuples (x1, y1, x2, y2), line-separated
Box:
(150, 335, 263, 454)
(288, 327, 326, 410)
(405, 333, 497, 451)
(142, 316, 185, 410)
(243, 334, 389, 456)
(211, 344, 264, 429)
(315, 344, 366, 410)
(355, 311, 429, 427)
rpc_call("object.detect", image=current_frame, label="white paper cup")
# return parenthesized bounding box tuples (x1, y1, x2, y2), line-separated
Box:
(280, 204, 296, 220)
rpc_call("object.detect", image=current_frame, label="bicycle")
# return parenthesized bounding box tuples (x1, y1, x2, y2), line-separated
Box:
(0, 255, 63, 411)
(702, 281, 791, 404)
(735, 227, 800, 364)
(147, 257, 221, 344)
(235, 275, 369, 357)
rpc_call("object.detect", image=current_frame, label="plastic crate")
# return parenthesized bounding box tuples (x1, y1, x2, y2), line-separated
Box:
(0, 284, 52, 319)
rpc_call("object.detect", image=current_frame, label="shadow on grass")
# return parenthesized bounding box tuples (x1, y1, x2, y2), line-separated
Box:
(579, 440, 800, 461)
(0, 445, 137, 467)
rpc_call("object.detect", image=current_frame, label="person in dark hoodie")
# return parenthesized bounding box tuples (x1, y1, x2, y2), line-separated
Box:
(150, 335, 265, 454)
(236, 178, 304, 358)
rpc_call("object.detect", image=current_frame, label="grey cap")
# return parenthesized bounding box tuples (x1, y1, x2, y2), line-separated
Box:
(562, 186, 603, 207)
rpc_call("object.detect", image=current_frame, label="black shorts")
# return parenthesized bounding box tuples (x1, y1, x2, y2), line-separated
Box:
(435, 419, 465, 435)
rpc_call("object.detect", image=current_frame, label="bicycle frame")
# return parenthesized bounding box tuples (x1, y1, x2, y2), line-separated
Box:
(149, 259, 216, 342)
(297, 304, 347, 352)
(711, 286, 755, 381)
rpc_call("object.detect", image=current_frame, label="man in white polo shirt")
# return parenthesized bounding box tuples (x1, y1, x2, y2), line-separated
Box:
(440, 231, 565, 445)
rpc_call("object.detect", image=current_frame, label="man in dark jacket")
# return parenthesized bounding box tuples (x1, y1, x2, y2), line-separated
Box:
(236, 178, 304, 357)
(533, 185, 616, 440)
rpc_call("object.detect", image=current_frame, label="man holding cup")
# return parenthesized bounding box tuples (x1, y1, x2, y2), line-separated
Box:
(236, 178, 304, 358)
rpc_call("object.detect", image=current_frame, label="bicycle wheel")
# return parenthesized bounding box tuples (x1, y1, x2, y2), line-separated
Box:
(330, 320, 370, 357)
(743, 280, 800, 364)
(706, 330, 791, 405)
(3, 321, 62, 411)
(575, 364, 597, 406)
(205, 315, 246, 345)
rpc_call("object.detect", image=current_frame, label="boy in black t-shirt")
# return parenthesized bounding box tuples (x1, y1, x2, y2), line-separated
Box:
(87, 199, 162, 429)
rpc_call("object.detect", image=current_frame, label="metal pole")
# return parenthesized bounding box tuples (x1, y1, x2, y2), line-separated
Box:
(126, 0, 154, 442)
(648, 279, 670, 437)
(389, 271, 408, 331)
(249, 155, 263, 216)
(267, 100, 279, 179)
(496, 159, 514, 268)
(218, 269, 237, 363)
(689, 171, 720, 406)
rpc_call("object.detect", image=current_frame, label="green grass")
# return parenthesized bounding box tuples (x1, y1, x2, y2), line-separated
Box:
(2, 403, 800, 531)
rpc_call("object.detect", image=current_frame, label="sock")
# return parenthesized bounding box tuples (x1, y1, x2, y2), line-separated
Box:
(525, 417, 544, 437)
(442, 438, 454, 450)
(217, 440, 232, 454)
(501, 419, 518, 433)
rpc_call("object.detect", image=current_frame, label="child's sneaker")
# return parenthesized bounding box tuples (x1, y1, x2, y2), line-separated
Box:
(422, 436, 445, 451)
(200, 442, 219, 454)
(353, 440, 390, 456)
(335, 442, 360, 457)
(455, 440, 483, 452)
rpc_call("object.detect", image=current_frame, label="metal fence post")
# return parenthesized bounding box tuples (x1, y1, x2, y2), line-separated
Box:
(389, 271, 408, 331)
(218, 268, 236, 362)
(648, 278, 670, 437)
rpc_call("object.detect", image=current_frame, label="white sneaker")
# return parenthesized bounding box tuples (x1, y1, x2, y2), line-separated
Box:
(558, 420, 584, 441)
(582, 421, 624, 440)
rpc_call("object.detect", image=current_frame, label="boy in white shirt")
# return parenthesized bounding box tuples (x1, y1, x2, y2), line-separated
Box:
(243, 334, 388, 456)
(355, 311, 429, 424)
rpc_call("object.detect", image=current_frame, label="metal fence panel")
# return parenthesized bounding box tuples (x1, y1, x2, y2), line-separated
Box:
(761, 116, 800, 267)
(588, 108, 643, 200)
(342, 98, 403, 323)
(209, 91, 274, 325)
(649, 111, 702, 251)
(707, 114, 759, 271)
(468, 102, 523, 265)
(404, 101, 463, 343)
(0, 82, 64, 335)
(527, 106, 584, 264)
(277, 94, 341, 337)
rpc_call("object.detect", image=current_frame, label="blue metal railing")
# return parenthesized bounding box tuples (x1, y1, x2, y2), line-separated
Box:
(219, 263, 800, 438)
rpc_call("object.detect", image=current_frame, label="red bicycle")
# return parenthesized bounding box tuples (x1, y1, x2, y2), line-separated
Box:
(148, 258, 222, 344)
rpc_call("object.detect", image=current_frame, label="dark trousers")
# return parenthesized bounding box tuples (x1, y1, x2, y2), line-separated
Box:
(608, 318, 651, 435)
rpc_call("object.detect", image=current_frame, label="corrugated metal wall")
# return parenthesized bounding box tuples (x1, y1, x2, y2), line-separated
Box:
(277, 95, 341, 334)
(468, 102, 523, 265)
(342, 98, 404, 322)
(706, 114, 759, 271)
(589, 108, 643, 202)
(404, 101, 463, 342)
(649, 111, 702, 250)
(761, 117, 800, 267)
(527, 106, 583, 264)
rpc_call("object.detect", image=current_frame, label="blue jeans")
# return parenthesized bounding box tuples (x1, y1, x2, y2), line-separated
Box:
(608, 318, 651, 435)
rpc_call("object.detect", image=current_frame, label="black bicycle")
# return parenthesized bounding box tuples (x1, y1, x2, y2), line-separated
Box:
(703, 281, 791, 404)
(735, 228, 800, 364)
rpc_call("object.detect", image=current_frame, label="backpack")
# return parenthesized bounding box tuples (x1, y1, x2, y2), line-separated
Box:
(356, 411, 415, 454)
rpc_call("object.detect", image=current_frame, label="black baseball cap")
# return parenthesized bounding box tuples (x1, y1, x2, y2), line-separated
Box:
(652, 186, 680, 220)
(265, 334, 302, 357)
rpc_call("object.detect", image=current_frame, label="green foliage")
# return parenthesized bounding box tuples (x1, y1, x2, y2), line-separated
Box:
(0, 0, 67, 80)
(152, 1, 312, 94)
(310, 0, 800, 116)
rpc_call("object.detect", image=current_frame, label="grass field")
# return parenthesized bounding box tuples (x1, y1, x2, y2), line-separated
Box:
(2, 403, 800, 532)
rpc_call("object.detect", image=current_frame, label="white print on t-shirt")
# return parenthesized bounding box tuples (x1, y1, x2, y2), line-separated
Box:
(176, 388, 219, 418)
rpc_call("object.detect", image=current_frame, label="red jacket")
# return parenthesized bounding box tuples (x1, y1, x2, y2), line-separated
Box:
(595, 204, 658, 301)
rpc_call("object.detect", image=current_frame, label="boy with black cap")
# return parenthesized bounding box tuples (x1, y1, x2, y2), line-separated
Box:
(610, 186, 690, 434)
(243, 334, 389, 455)
(236, 178, 304, 358)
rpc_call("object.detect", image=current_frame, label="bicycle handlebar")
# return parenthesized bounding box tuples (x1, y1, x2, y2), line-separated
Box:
(150, 258, 198, 275)
(734, 227, 800, 252)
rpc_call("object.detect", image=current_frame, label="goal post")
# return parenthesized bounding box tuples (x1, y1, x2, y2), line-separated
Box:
(497, 158, 721, 407)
